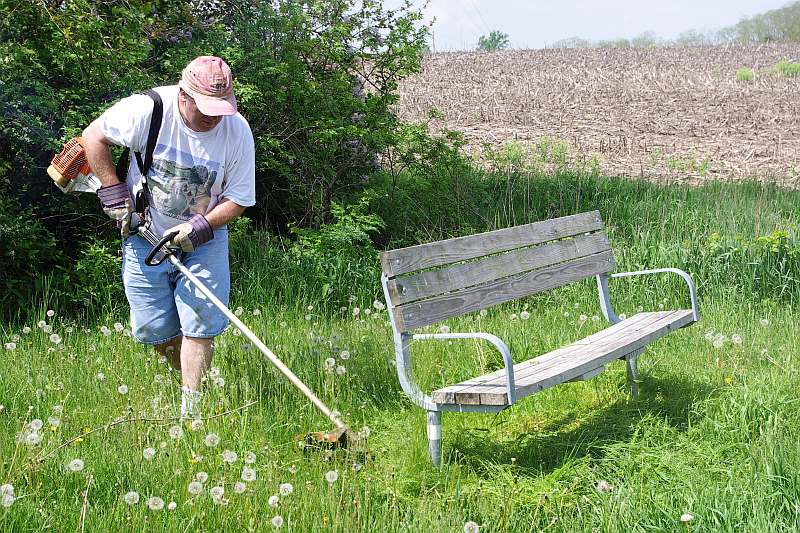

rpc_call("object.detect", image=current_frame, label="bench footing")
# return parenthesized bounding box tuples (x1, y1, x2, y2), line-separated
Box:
(427, 411, 442, 468)
(626, 349, 643, 399)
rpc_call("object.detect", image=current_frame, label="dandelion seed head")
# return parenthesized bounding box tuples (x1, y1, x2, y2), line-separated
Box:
(210, 486, 224, 499)
(325, 470, 338, 484)
(123, 491, 140, 505)
(596, 480, 611, 493)
(188, 481, 204, 495)
(47, 416, 60, 428)
(352, 462, 363, 472)
(191, 419, 203, 431)
(479, 309, 488, 318)
(619, 313, 627, 320)
(234, 481, 247, 494)
(268, 494, 279, 507)
(520, 311, 530, 320)
(167, 501, 177, 510)
(22, 326, 31, 334)
(352, 307, 360, 316)
(204, 433, 220, 447)
(339, 350, 350, 360)
(234, 307, 244, 316)
(241, 466, 257, 482)
(579, 314, 588, 322)
(0, 485, 13, 496)
(271, 515, 284, 528)
(253, 309, 261, 316)
(464, 521, 480, 533)
(279, 483, 293, 496)
(67, 458, 84, 472)
(244, 451, 256, 464)
(29, 419, 43, 431)
(438, 325, 450, 334)
(3, 342, 16, 351)
(2, 494, 15, 508)
(336, 365, 346, 375)
(760, 318, 769, 326)
(24, 432, 42, 446)
(117, 384, 128, 395)
(680, 513, 694, 523)
(96, 372, 105, 382)
(732, 334, 743, 345)
(143, 447, 156, 460)
(373, 300, 385, 311)
(712, 339, 724, 349)
(147, 496, 164, 510)
(222, 450, 238, 463)
(196, 471, 209, 483)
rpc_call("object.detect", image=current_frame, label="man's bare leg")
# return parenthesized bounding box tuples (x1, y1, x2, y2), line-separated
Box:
(155, 336, 183, 372)
(179, 336, 214, 419)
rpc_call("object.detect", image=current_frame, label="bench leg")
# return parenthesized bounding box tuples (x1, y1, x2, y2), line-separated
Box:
(626, 354, 639, 400)
(427, 410, 442, 468)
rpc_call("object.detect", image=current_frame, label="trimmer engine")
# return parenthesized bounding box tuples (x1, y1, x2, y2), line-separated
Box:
(47, 137, 102, 193)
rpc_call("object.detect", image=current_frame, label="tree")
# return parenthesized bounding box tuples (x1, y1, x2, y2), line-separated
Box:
(477, 30, 510, 51)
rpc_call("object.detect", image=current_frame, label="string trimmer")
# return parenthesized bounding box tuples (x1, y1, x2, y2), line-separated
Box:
(49, 137, 357, 449)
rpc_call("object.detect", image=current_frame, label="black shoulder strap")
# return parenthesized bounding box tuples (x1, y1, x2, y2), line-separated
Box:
(134, 88, 163, 178)
(115, 89, 163, 182)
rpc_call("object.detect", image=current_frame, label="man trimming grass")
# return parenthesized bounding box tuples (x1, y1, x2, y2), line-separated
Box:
(81, 56, 256, 419)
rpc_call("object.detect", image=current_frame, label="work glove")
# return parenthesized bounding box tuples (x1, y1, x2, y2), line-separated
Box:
(97, 183, 134, 238)
(164, 214, 214, 252)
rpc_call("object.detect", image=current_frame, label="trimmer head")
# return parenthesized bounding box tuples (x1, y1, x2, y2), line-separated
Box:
(301, 427, 361, 451)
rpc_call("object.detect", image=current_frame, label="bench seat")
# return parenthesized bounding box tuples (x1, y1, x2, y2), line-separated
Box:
(432, 309, 696, 406)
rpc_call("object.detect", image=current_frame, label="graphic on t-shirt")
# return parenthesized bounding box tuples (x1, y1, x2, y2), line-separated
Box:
(145, 145, 220, 219)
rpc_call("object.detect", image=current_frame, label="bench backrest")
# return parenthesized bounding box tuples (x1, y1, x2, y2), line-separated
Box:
(380, 211, 614, 332)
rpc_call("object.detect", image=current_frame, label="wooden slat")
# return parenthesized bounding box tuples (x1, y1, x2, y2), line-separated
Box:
(428, 313, 656, 404)
(394, 251, 615, 332)
(473, 312, 686, 403)
(386, 232, 611, 306)
(431, 310, 695, 405)
(381, 211, 603, 278)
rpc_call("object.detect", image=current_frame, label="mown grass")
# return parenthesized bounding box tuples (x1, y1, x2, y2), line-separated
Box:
(2, 172, 800, 531)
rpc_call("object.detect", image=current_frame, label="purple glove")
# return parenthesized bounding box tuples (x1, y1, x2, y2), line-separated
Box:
(97, 183, 133, 237)
(164, 214, 214, 252)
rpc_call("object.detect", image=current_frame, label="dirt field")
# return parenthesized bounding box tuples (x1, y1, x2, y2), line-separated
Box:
(396, 44, 800, 185)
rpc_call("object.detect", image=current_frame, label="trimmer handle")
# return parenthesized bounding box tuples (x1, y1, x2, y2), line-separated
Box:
(144, 231, 178, 267)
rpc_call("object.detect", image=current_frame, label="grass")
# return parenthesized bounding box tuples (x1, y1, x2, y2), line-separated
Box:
(736, 67, 754, 82)
(2, 172, 800, 531)
(773, 59, 800, 77)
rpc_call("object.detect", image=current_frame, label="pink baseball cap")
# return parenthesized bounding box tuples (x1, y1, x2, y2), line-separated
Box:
(179, 56, 238, 116)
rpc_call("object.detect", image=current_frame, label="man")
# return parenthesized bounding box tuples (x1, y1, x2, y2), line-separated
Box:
(82, 56, 256, 418)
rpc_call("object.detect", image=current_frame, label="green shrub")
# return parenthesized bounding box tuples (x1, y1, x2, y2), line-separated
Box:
(0, 197, 65, 320)
(774, 59, 800, 77)
(737, 67, 755, 82)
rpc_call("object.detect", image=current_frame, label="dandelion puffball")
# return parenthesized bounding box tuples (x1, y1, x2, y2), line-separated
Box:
(143, 447, 156, 460)
(234, 482, 247, 494)
(195, 471, 209, 483)
(680, 513, 694, 523)
(464, 521, 480, 533)
(123, 491, 140, 505)
(241, 467, 257, 482)
(244, 451, 257, 464)
(222, 450, 238, 463)
(167, 501, 177, 510)
(169, 425, 183, 439)
(325, 470, 338, 484)
(210, 486, 225, 500)
(188, 481, 204, 495)
(271, 516, 284, 528)
(147, 496, 164, 510)
(204, 433, 220, 447)
(67, 458, 84, 472)
(268, 494, 279, 507)
(279, 483, 293, 496)
(117, 384, 129, 395)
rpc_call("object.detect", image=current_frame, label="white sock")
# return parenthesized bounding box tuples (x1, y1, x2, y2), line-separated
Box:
(180, 386, 202, 419)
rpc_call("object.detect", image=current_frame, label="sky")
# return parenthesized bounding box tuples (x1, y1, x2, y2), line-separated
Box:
(393, 0, 793, 51)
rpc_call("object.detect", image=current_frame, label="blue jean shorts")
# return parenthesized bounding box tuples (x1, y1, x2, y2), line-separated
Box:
(121, 230, 230, 344)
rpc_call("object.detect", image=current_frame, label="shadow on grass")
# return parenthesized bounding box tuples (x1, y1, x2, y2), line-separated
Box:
(447, 373, 717, 475)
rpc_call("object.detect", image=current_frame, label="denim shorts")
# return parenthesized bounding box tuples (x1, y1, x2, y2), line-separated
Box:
(121, 229, 230, 344)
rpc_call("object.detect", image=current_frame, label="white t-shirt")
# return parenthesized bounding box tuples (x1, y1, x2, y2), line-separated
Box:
(98, 85, 256, 236)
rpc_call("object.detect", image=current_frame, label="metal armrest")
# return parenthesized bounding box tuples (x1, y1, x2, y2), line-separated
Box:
(606, 267, 700, 322)
(412, 332, 517, 405)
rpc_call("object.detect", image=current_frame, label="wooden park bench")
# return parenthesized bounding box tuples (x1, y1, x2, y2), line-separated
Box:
(379, 211, 699, 467)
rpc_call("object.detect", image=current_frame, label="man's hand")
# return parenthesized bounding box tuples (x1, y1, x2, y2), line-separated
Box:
(164, 214, 214, 252)
(97, 183, 134, 238)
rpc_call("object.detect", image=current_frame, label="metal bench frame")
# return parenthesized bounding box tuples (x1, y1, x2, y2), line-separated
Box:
(380, 212, 700, 467)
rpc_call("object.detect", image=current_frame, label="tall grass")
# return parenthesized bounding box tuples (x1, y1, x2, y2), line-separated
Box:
(2, 169, 800, 531)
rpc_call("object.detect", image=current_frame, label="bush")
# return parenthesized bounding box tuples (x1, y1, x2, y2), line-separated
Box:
(737, 67, 755, 82)
(774, 59, 800, 77)
(0, 198, 65, 320)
